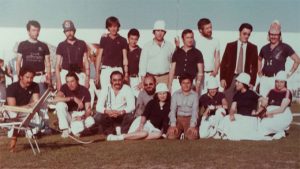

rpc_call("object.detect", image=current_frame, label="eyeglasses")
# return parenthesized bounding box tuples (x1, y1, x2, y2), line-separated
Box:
(144, 83, 154, 86)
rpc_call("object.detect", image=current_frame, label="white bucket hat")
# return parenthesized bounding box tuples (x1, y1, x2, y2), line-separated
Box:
(207, 76, 219, 89)
(156, 83, 168, 93)
(275, 71, 287, 81)
(236, 73, 250, 86)
(153, 20, 166, 31)
(269, 20, 281, 34)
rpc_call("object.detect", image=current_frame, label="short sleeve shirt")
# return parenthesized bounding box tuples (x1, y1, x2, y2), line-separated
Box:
(259, 42, 295, 76)
(127, 46, 142, 75)
(233, 90, 260, 116)
(99, 35, 127, 67)
(17, 40, 50, 72)
(267, 89, 292, 107)
(172, 47, 203, 78)
(199, 92, 225, 115)
(60, 84, 91, 111)
(6, 82, 40, 106)
(56, 39, 87, 71)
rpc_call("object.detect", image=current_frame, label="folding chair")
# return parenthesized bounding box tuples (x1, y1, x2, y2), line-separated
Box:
(0, 88, 52, 155)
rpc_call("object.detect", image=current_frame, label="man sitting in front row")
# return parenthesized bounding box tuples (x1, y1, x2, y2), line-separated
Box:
(96, 71, 135, 136)
(54, 72, 95, 138)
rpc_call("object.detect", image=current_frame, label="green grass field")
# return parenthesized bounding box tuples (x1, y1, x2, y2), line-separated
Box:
(0, 103, 300, 169)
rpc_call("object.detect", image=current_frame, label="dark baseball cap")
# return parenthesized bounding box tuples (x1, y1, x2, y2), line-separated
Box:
(63, 20, 76, 32)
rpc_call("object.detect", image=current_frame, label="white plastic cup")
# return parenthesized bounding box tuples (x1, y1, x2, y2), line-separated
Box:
(116, 126, 121, 135)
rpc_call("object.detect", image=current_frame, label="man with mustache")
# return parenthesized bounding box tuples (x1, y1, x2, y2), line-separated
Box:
(96, 71, 135, 136)
(258, 20, 300, 97)
(134, 74, 156, 117)
(55, 20, 90, 91)
(196, 18, 220, 95)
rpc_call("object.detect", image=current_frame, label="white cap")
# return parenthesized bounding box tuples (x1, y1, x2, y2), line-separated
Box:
(236, 73, 251, 86)
(275, 71, 287, 81)
(156, 83, 168, 93)
(207, 76, 219, 89)
(153, 20, 166, 31)
(269, 20, 281, 34)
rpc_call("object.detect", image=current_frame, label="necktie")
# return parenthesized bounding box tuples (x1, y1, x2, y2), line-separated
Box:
(236, 43, 244, 74)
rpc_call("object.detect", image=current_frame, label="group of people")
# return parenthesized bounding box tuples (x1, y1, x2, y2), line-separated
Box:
(1, 16, 300, 148)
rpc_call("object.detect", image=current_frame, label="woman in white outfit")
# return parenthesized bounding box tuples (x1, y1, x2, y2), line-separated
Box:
(257, 71, 293, 139)
(221, 73, 269, 141)
(107, 83, 170, 141)
(199, 76, 228, 139)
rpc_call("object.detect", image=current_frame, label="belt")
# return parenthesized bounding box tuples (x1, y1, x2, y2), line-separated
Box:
(130, 74, 139, 77)
(204, 71, 213, 73)
(35, 71, 45, 76)
(62, 68, 83, 73)
(146, 72, 169, 77)
(263, 73, 276, 77)
(102, 65, 122, 69)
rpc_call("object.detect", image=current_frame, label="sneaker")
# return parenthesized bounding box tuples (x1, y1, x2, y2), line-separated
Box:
(106, 134, 124, 141)
(272, 131, 285, 140)
(213, 132, 221, 139)
(61, 129, 69, 138)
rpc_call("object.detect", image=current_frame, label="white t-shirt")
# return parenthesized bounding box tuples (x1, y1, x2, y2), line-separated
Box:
(196, 34, 220, 71)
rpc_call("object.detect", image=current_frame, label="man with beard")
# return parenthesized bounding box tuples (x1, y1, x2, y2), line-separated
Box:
(258, 20, 300, 97)
(135, 74, 156, 117)
(196, 18, 220, 95)
(16, 20, 51, 95)
(96, 71, 135, 136)
(6, 68, 41, 152)
(55, 20, 90, 90)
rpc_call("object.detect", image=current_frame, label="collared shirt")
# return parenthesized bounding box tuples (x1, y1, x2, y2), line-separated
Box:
(172, 47, 203, 78)
(234, 40, 247, 74)
(17, 40, 50, 72)
(96, 84, 135, 114)
(139, 40, 174, 76)
(135, 90, 154, 116)
(6, 82, 39, 106)
(196, 34, 220, 71)
(99, 35, 127, 67)
(259, 42, 295, 76)
(143, 99, 170, 134)
(60, 84, 91, 111)
(56, 38, 87, 71)
(128, 46, 142, 75)
(267, 89, 292, 107)
(169, 89, 199, 127)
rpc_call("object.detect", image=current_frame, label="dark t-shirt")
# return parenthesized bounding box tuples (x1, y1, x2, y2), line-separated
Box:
(56, 39, 87, 71)
(199, 92, 226, 115)
(17, 40, 50, 72)
(60, 84, 91, 111)
(142, 99, 170, 134)
(6, 82, 39, 106)
(128, 46, 142, 75)
(233, 90, 260, 116)
(267, 89, 292, 107)
(259, 42, 295, 76)
(172, 47, 203, 78)
(99, 35, 127, 67)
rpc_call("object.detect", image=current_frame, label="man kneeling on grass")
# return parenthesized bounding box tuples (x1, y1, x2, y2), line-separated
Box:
(107, 83, 170, 141)
(54, 72, 95, 138)
(167, 74, 199, 140)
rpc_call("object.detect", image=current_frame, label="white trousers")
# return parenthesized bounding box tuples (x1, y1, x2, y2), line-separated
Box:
(129, 77, 141, 97)
(128, 116, 160, 134)
(89, 79, 100, 109)
(258, 105, 293, 136)
(60, 69, 86, 86)
(259, 75, 275, 97)
(100, 66, 123, 91)
(55, 102, 95, 135)
(221, 114, 268, 141)
(199, 108, 226, 138)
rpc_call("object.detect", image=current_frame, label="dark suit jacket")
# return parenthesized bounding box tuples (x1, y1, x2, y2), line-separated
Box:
(220, 41, 258, 89)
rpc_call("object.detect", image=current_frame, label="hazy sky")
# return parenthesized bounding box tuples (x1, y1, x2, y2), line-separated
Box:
(0, 0, 299, 32)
